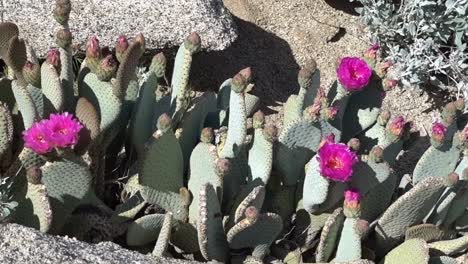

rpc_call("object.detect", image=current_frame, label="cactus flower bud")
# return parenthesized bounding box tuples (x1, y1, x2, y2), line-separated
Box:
(369, 146, 384, 163)
(298, 62, 316, 89)
(231, 67, 252, 93)
(363, 43, 379, 61)
(388, 116, 406, 138)
(446, 172, 459, 187)
(184, 32, 201, 54)
(201, 127, 214, 143)
(376, 60, 393, 78)
(53, 0, 71, 25)
(86, 36, 101, 59)
(431, 122, 447, 147)
(318, 133, 336, 150)
(150, 52, 167, 78)
(377, 110, 391, 126)
(156, 113, 172, 133)
(356, 219, 369, 237)
(347, 138, 360, 152)
(26, 166, 42, 185)
(303, 103, 321, 122)
(383, 79, 398, 91)
(96, 55, 117, 81)
(23, 61, 41, 87)
(324, 106, 339, 120)
(252, 110, 265, 129)
(115, 35, 129, 63)
(56, 29, 72, 49)
(46, 49, 61, 69)
(455, 98, 465, 111)
(244, 206, 259, 223)
(344, 188, 361, 218)
(134, 33, 146, 52)
(263, 124, 278, 143)
(457, 127, 468, 149)
(216, 158, 230, 176)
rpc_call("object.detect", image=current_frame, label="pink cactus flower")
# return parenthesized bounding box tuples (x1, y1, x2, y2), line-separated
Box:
(389, 116, 406, 137)
(431, 122, 447, 143)
(317, 141, 358, 182)
(45, 112, 83, 148)
(337, 57, 372, 92)
(23, 121, 53, 154)
(344, 188, 361, 209)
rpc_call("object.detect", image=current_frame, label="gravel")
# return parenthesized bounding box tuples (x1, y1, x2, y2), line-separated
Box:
(0, 223, 200, 264)
(2, 0, 238, 56)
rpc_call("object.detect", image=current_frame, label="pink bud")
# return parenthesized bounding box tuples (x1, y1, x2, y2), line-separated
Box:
(86, 36, 101, 59)
(46, 49, 61, 67)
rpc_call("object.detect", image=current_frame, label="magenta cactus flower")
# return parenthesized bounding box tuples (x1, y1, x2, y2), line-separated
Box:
(337, 57, 372, 92)
(317, 141, 358, 182)
(45, 112, 83, 148)
(23, 121, 53, 154)
(388, 116, 406, 137)
(431, 122, 447, 143)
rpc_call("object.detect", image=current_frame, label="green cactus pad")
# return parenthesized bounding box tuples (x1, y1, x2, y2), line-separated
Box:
(335, 218, 362, 262)
(248, 128, 274, 184)
(139, 129, 184, 193)
(375, 177, 446, 254)
(381, 239, 429, 264)
(428, 256, 458, 264)
(413, 140, 461, 184)
(320, 119, 342, 142)
(188, 141, 223, 223)
(293, 208, 331, 249)
(131, 72, 158, 156)
(444, 185, 468, 228)
(178, 91, 217, 172)
(0, 22, 19, 56)
(12, 182, 53, 233)
(276, 118, 322, 186)
(0, 78, 16, 111)
(171, 220, 200, 253)
(0, 103, 13, 159)
(81, 72, 122, 132)
(429, 235, 468, 255)
(455, 210, 468, 231)
(427, 186, 460, 226)
(11, 80, 38, 129)
(245, 92, 260, 117)
(139, 185, 189, 222)
(41, 157, 94, 234)
(126, 213, 166, 246)
(197, 183, 228, 262)
(59, 47, 75, 112)
(303, 156, 329, 211)
(113, 42, 144, 99)
(74, 97, 100, 154)
(26, 84, 44, 119)
(283, 95, 302, 127)
(4, 36, 27, 85)
(41, 60, 65, 113)
(227, 211, 282, 257)
(111, 192, 146, 223)
(341, 82, 382, 141)
(315, 207, 345, 262)
(359, 172, 397, 222)
(219, 89, 247, 159)
(153, 212, 173, 257)
(62, 205, 125, 243)
(405, 224, 457, 242)
(263, 184, 295, 224)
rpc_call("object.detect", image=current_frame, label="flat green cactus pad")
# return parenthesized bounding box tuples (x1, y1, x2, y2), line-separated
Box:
(152, 212, 173, 257)
(171, 220, 200, 253)
(429, 256, 458, 264)
(126, 213, 166, 246)
(248, 128, 274, 184)
(12, 182, 53, 233)
(41, 61, 64, 113)
(428, 235, 468, 255)
(375, 177, 446, 254)
(197, 183, 228, 262)
(315, 207, 345, 262)
(335, 218, 362, 262)
(405, 224, 457, 242)
(11, 80, 38, 129)
(41, 157, 94, 234)
(413, 141, 460, 184)
(381, 238, 429, 264)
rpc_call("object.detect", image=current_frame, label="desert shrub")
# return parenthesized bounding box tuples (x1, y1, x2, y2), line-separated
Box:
(353, 0, 468, 95)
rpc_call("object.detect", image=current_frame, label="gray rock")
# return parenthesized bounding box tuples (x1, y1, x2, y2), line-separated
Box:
(0, 223, 200, 264)
(1, 0, 237, 56)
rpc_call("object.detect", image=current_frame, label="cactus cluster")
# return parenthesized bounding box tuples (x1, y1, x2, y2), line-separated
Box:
(0, 1, 467, 263)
